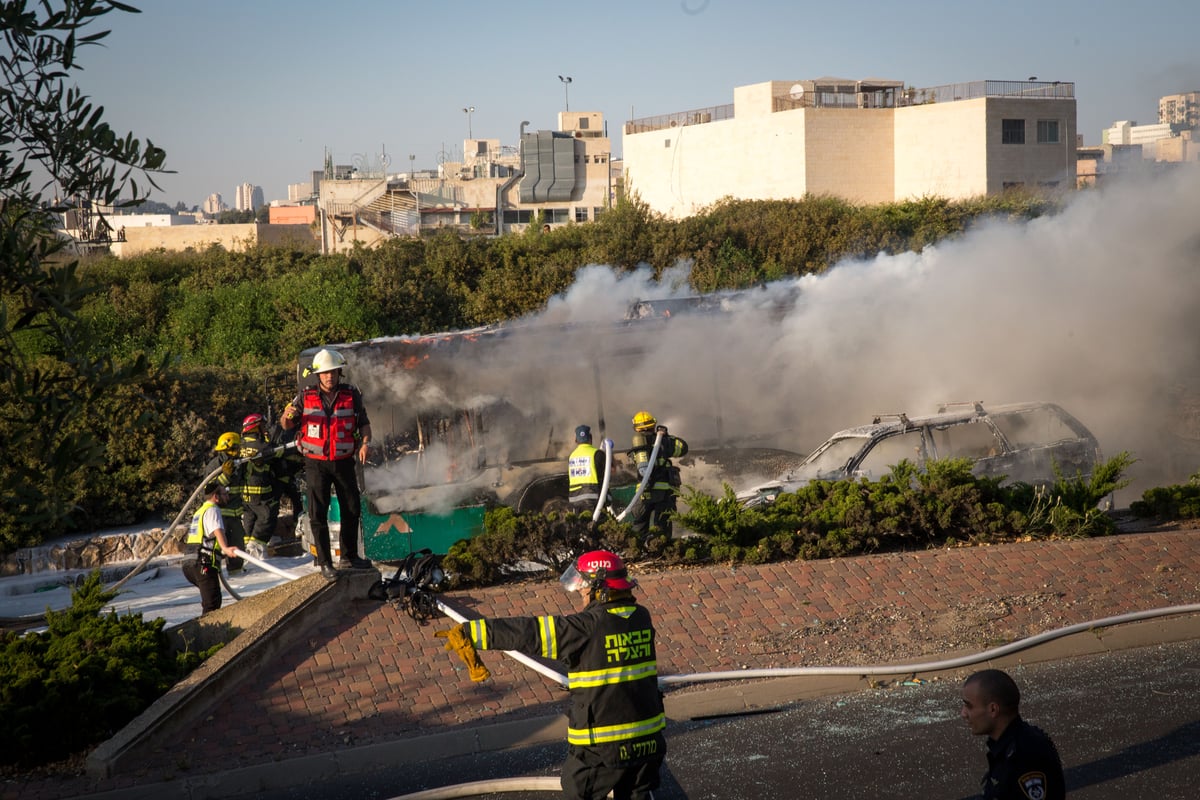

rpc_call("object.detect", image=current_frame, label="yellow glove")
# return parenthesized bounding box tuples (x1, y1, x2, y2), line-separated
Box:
(221, 460, 234, 477)
(435, 624, 491, 682)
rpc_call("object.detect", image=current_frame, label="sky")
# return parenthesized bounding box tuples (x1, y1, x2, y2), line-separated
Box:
(65, 0, 1200, 209)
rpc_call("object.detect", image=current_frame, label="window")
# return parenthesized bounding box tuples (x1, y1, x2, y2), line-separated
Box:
(1002, 118, 1026, 144)
(664, 138, 671, 147)
(1037, 120, 1060, 143)
(577, 117, 589, 130)
(574, 207, 588, 222)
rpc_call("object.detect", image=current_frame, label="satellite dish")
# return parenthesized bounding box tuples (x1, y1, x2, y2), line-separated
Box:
(789, 83, 805, 100)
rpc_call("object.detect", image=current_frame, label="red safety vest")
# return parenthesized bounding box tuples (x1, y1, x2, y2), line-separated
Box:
(297, 386, 358, 460)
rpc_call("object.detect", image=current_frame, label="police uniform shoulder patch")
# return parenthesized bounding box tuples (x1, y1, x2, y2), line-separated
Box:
(1017, 771, 1048, 800)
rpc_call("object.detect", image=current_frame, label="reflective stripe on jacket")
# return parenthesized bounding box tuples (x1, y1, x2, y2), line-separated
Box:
(186, 500, 224, 567)
(297, 386, 357, 460)
(630, 433, 688, 491)
(568, 442, 602, 503)
(467, 601, 665, 760)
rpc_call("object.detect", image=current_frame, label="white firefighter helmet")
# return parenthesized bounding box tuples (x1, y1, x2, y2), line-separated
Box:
(309, 348, 347, 375)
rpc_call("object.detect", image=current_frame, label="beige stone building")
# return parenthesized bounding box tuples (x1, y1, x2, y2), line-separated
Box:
(622, 78, 1077, 218)
(318, 112, 614, 254)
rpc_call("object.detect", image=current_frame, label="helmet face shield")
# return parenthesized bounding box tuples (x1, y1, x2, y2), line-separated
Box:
(559, 564, 588, 594)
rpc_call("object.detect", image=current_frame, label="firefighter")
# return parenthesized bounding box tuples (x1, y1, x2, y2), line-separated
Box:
(239, 413, 280, 559)
(281, 347, 373, 580)
(181, 480, 236, 614)
(436, 550, 665, 800)
(568, 424, 610, 511)
(270, 414, 306, 541)
(205, 432, 247, 573)
(628, 411, 688, 539)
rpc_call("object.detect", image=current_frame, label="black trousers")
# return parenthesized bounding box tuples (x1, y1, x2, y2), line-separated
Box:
(222, 514, 246, 571)
(182, 560, 222, 613)
(243, 496, 279, 543)
(561, 744, 663, 800)
(629, 489, 677, 537)
(305, 457, 363, 565)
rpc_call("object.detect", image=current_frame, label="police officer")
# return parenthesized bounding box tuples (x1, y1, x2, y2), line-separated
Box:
(628, 411, 688, 539)
(435, 550, 665, 800)
(181, 481, 236, 614)
(568, 424, 609, 511)
(205, 432, 247, 573)
(239, 413, 280, 559)
(961, 669, 1065, 800)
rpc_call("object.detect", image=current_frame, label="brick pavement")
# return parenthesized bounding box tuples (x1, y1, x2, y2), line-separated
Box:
(7, 529, 1200, 800)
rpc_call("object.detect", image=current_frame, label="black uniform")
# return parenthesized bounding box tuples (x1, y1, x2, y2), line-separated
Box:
(204, 452, 246, 571)
(467, 597, 666, 800)
(981, 718, 1065, 800)
(240, 428, 280, 546)
(628, 430, 688, 538)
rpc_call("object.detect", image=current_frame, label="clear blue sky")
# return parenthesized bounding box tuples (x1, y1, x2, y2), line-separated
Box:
(73, 0, 1200, 208)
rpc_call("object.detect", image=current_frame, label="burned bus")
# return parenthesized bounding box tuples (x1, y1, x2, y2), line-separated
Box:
(296, 291, 807, 561)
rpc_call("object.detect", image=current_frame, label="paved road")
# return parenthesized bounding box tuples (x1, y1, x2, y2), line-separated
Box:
(251, 636, 1200, 800)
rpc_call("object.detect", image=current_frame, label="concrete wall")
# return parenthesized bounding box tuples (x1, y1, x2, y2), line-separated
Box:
(269, 205, 317, 225)
(625, 80, 1078, 218)
(110, 223, 318, 257)
(895, 98, 989, 199)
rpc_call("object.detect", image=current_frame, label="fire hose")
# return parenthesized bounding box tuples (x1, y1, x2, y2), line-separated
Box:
(615, 430, 664, 522)
(591, 438, 615, 524)
(385, 601, 1200, 799)
(109, 441, 299, 594)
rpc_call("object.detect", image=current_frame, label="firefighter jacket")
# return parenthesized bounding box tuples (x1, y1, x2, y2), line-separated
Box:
(239, 429, 278, 500)
(466, 599, 665, 766)
(568, 442, 605, 504)
(205, 453, 246, 519)
(186, 500, 226, 568)
(630, 432, 688, 492)
(296, 384, 368, 461)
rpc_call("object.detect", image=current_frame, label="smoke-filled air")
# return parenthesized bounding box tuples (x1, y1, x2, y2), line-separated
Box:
(352, 169, 1200, 510)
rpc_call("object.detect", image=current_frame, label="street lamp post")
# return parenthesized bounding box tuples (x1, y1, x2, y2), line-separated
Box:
(462, 106, 475, 139)
(558, 75, 572, 111)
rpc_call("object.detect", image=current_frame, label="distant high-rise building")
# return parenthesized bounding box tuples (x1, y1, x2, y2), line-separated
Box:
(235, 182, 263, 212)
(203, 193, 225, 215)
(288, 181, 314, 202)
(1159, 91, 1200, 130)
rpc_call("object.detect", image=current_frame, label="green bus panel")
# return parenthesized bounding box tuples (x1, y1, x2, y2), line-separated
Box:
(361, 504, 486, 562)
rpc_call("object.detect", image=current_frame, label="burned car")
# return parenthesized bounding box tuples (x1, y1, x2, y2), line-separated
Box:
(739, 401, 1102, 507)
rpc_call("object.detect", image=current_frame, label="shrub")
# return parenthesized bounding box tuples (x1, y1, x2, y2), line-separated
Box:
(0, 573, 218, 767)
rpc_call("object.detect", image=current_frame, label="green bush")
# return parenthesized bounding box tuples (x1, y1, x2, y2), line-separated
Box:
(0, 573, 219, 767)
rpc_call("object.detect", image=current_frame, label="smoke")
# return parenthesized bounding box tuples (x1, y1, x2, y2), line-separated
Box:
(355, 168, 1200, 509)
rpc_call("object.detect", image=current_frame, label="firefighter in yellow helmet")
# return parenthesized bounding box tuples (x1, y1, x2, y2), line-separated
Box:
(204, 432, 247, 573)
(628, 411, 688, 539)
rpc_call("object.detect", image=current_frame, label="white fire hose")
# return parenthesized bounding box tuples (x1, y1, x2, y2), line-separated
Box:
(616, 430, 664, 522)
(591, 438, 615, 523)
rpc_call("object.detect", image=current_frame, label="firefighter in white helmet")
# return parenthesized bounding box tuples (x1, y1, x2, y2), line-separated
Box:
(281, 347, 373, 580)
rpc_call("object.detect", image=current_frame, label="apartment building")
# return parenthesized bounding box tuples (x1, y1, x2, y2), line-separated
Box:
(622, 78, 1077, 219)
(1159, 91, 1200, 129)
(317, 112, 614, 254)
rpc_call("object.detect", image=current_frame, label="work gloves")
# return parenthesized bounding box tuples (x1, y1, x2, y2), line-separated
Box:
(221, 460, 234, 477)
(435, 623, 491, 682)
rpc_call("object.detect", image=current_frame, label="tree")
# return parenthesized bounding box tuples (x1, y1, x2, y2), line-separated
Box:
(0, 0, 168, 550)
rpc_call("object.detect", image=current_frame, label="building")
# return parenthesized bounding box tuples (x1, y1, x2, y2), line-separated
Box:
(287, 181, 313, 202)
(1159, 91, 1200, 129)
(235, 183, 264, 212)
(1102, 119, 1200, 162)
(316, 112, 614, 254)
(622, 78, 1077, 219)
(203, 193, 225, 215)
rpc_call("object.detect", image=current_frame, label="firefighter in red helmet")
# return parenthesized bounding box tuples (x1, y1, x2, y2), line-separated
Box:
(436, 550, 665, 800)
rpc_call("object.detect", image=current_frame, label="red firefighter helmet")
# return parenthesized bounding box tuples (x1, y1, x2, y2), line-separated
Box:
(242, 413, 264, 433)
(559, 549, 634, 593)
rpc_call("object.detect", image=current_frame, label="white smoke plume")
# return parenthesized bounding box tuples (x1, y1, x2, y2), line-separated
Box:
(352, 168, 1200, 511)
